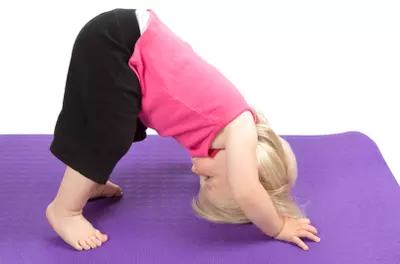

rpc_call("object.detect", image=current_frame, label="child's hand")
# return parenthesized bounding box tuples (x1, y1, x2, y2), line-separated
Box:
(274, 217, 320, 250)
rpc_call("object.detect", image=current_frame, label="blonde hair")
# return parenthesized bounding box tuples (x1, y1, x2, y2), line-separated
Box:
(192, 108, 304, 224)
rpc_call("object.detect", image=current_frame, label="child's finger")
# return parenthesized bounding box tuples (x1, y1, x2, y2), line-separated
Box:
(292, 236, 309, 251)
(298, 218, 311, 224)
(297, 230, 321, 242)
(301, 223, 318, 235)
(309, 233, 321, 242)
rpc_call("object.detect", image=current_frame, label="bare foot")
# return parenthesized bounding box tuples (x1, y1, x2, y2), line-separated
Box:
(90, 181, 123, 200)
(46, 201, 108, 250)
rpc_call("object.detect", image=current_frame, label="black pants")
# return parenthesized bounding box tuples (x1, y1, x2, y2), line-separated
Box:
(50, 9, 147, 184)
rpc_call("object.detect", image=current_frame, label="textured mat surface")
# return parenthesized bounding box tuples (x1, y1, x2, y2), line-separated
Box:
(0, 132, 399, 264)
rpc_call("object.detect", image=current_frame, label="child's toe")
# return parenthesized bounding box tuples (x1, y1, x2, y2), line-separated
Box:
(91, 236, 102, 247)
(95, 229, 108, 242)
(86, 238, 98, 249)
(78, 239, 91, 250)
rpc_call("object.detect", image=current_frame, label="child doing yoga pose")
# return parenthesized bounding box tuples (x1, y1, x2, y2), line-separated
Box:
(46, 8, 320, 251)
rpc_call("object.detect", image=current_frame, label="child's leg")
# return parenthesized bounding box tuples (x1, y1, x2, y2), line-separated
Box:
(90, 181, 123, 200)
(46, 166, 107, 250)
(47, 9, 145, 250)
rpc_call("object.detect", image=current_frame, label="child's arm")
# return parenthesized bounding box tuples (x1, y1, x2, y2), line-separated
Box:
(225, 112, 284, 237)
(225, 112, 320, 250)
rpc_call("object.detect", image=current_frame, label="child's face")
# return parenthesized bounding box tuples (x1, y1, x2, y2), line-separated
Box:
(191, 150, 236, 209)
(191, 137, 298, 211)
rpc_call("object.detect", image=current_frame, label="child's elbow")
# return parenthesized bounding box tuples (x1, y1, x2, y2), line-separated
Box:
(231, 180, 261, 202)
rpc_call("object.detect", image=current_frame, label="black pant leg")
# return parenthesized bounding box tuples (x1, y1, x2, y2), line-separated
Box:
(50, 9, 144, 184)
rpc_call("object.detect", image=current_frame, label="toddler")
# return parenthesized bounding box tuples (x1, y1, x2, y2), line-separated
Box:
(46, 8, 320, 251)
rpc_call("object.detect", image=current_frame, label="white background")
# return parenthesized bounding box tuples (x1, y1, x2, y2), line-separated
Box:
(1, 1, 399, 183)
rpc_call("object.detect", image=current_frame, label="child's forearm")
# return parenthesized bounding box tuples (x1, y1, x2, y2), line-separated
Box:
(225, 121, 284, 237)
(233, 182, 284, 237)
(227, 148, 284, 236)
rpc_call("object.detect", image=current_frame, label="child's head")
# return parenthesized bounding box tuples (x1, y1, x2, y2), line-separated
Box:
(191, 109, 304, 224)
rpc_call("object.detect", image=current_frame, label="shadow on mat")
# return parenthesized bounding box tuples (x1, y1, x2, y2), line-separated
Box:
(46, 161, 277, 250)
(183, 221, 275, 247)
(85, 197, 123, 224)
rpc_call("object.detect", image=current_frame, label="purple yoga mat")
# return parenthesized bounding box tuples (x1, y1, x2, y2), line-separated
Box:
(0, 132, 399, 263)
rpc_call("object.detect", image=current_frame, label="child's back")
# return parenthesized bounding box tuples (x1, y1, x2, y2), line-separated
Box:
(129, 9, 255, 157)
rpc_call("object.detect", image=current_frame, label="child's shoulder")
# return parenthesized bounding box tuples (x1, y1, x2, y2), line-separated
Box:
(211, 110, 257, 149)
(228, 110, 256, 128)
(226, 110, 258, 139)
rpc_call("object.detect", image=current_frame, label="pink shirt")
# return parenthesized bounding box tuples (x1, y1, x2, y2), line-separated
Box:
(129, 9, 255, 157)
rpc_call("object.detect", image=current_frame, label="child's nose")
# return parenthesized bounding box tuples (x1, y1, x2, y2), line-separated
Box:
(191, 164, 198, 174)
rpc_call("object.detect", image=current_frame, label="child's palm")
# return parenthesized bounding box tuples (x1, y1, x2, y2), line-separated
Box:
(275, 217, 320, 250)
